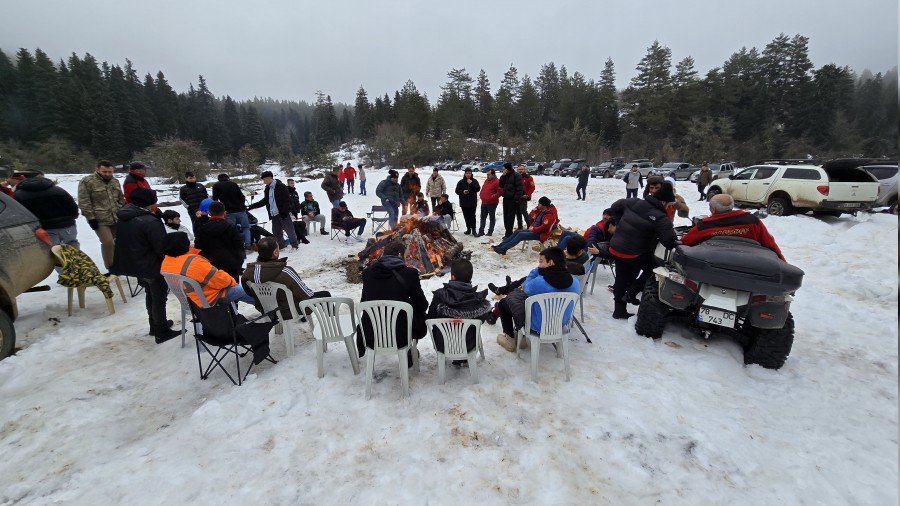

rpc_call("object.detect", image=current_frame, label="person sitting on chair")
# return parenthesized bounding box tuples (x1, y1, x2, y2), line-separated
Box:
(489, 235, 589, 295)
(162, 209, 194, 243)
(432, 193, 455, 228)
(241, 237, 331, 320)
(299, 191, 329, 236)
(491, 196, 559, 255)
(426, 258, 491, 363)
(414, 192, 430, 216)
(160, 232, 256, 306)
(332, 201, 367, 245)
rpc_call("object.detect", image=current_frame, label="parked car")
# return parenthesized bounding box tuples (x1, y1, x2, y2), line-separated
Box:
(559, 159, 588, 177)
(0, 192, 56, 360)
(652, 162, 699, 180)
(591, 158, 625, 178)
(690, 161, 738, 182)
(483, 160, 506, 171)
(614, 160, 655, 179)
(545, 161, 568, 177)
(524, 161, 545, 175)
(471, 162, 489, 172)
(860, 162, 898, 213)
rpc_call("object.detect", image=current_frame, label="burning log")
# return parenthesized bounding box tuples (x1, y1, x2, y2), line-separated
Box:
(355, 215, 463, 278)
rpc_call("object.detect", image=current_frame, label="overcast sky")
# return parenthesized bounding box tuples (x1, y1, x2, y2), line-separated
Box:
(2, 0, 898, 105)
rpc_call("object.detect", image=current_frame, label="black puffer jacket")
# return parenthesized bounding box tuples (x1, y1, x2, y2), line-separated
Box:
(194, 217, 246, 272)
(357, 255, 428, 355)
(13, 176, 79, 230)
(609, 196, 677, 257)
(454, 178, 480, 208)
(499, 170, 523, 200)
(110, 203, 166, 278)
(427, 280, 491, 353)
(248, 180, 292, 218)
(211, 179, 247, 213)
(179, 182, 209, 213)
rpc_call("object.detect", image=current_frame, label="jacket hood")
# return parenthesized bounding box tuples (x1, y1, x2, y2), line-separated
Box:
(15, 176, 54, 192)
(538, 265, 574, 289)
(117, 203, 156, 222)
(368, 255, 408, 279)
(436, 280, 489, 306)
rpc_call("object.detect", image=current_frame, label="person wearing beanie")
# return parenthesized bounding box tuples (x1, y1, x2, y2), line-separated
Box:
(375, 169, 402, 228)
(331, 201, 367, 245)
(607, 182, 678, 320)
(160, 232, 256, 307)
(123, 162, 152, 204)
(13, 174, 81, 248)
(178, 171, 208, 232)
(491, 196, 559, 255)
(455, 167, 480, 235)
(110, 187, 181, 343)
(211, 173, 251, 249)
(78, 160, 125, 269)
(498, 162, 524, 238)
(194, 201, 246, 281)
(240, 237, 331, 320)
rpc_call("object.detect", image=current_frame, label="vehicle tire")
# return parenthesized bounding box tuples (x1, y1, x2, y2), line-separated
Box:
(0, 311, 14, 361)
(635, 278, 669, 339)
(603, 170, 611, 178)
(706, 187, 721, 199)
(888, 198, 898, 215)
(742, 313, 794, 370)
(553, 170, 560, 177)
(766, 197, 793, 216)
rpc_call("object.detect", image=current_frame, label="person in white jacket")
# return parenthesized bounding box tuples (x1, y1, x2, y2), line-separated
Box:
(425, 167, 447, 208)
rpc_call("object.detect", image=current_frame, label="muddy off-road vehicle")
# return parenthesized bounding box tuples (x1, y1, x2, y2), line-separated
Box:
(635, 233, 804, 369)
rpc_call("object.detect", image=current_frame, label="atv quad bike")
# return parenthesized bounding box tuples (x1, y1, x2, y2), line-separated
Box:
(635, 235, 804, 369)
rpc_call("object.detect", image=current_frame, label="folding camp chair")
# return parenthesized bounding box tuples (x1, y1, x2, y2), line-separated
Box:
(330, 208, 362, 241)
(366, 205, 390, 235)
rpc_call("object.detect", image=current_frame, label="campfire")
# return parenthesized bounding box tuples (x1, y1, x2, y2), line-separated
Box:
(356, 215, 464, 278)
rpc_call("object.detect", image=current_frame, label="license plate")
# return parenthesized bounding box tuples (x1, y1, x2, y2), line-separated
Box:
(841, 203, 862, 208)
(697, 307, 736, 328)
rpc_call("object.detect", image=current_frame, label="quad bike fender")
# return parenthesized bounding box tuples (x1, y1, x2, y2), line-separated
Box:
(653, 267, 695, 310)
(747, 296, 793, 329)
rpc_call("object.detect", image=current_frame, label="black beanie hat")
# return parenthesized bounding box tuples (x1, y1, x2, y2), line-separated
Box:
(161, 232, 190, 257)
(502, 162, 513, 171)
(538, 196, 552, 207)
(218, 173, 229, 181)
(652, 183, 676, 203)
(130, 188, 158, 207)
(129, 161, 146, 170)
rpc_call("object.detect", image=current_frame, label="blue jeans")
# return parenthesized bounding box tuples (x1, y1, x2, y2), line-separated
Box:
(557, 230, 577, 251)
(359, 180, 367, 195)
(226, 211, 251, 248)
(331, 198, 341, 209)
(479, 203, 497, 234)
(48, 225, 80, 249)
(382, 199, 399, 228)
(496, 230, 539, 252)
(224, 285, 256, 304)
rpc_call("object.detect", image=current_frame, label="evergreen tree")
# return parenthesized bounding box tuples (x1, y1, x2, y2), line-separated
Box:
(595, 58, 621, 148)
(222, 96, 243, 157)
(494, 64, 520, 139)
(312, 91, 338, 146)
(621, 41, 673, 149)
(353, 86, 373, 139)
(152, 71, 180, 139)
(473, 69, 493, 138)
(193, 75, 230, 160)
(242, 105, 267, 159)
(761, 34, 814, 137)
(394, 80, 430, 138)
(537, 62, 561, 127)
(517, 75, 540, 138)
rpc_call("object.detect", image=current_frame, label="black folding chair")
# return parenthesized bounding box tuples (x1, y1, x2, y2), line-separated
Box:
(187, 300, 279, 385)
(366, 205, 390, 235)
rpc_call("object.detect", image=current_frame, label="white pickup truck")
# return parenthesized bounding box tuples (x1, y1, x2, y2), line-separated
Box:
(704, 160, 879, 216)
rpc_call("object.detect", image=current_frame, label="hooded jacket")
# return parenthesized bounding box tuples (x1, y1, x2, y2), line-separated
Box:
(425, 174, 446, 197)
(479, 176, 501, 205)
(123, 170, 151, 203)
(455, 177, 480, 208)
(14, 176, 79, 230)
(499, 170, 523, 200)
(161, 247, 236, 306)
(376, 177, 402, 203)
(427, 280, 491, 353)
(321, 171, 344, 201)
(211, 178, 247, 213)
(194, 217, 246, 272)
(680, 209, 785, 261)
(528, 204, 559, 241)
(609, 196, 677, 258)
(584, 220, 614, 247)
(521, 266, 580, 331)
(358, 255, 428, 352)
(241, 258, 316, 320)
(78, 172, 125, 225)
(110, 203, 166, 278)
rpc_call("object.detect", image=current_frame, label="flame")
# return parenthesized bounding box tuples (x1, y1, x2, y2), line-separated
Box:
(358, 216, 460, 276)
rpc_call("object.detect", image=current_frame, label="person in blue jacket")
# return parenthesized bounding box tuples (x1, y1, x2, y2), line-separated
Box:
(495, 246, 580, 352)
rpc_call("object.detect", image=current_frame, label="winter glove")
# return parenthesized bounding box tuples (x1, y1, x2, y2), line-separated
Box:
(88, 219, 99, 230)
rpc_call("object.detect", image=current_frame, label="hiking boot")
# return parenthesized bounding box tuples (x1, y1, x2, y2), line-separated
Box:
(519, 335, 529, 349)
(153, 326, 181, 344)
(300, 237, 310, 244)
(488, 283, 499, 294)
(491, 246, 506, 255)
(496, 333, 516, 352)
(148, 319, 174, 335)
(320, 229, 329, 235)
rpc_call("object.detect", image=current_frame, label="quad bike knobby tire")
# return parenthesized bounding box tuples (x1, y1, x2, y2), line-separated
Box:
(742, 312, 794, 370)
(635, 277, 670, 339)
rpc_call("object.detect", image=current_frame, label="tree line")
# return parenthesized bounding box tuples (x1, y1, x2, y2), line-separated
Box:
(0, 33, 896, 177)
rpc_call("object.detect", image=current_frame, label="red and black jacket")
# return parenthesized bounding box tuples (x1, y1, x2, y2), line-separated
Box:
(680, 210, 785, 261)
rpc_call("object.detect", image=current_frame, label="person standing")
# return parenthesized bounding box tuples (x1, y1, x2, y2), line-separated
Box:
(178, 171, 208, 232)
(517, 164, 535, 228)
(110, 188, 180, 343)
(248, 171, 300, 250)
(400, 165, 421, 215)
(498, 162, 523, 238)
(477, 168, 501, 237)
(194, 201, 248, 281)
(321, 166, 344, 209)
(624, 164, 643, 199)
(122, 162, 152, 204)
(576, 165, 590, 201)
(454, 168, 480, 235)
(212, 173, 252, 250)
(14, 174, 81, 248)
(425, 167, 446, 208)
(697, 163, 713, 201)
(343, 163, 357, 194)
(375, 170, 402, 229)
(285, 179, 303, 217)
(358, 165, 367, 195)
(78, 160, 125, 270)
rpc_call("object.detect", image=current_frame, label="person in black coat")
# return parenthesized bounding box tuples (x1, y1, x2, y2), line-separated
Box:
(247, 171, 299, 250)
(13, 175, 81, 248)
(426, 259, 491, 356)
(178, 171, 209, 232)
(608, 183, 678, 320)
(399, 166, 421, 215)
(454, 169, 480, 234)
(576, 165, 590, 200)
(194, 201, 247, 281)
(110, 188, 180, 343)
(498, 162, 523, 238)
(212, 173, 251, 249)
(357, 241, 429, 358)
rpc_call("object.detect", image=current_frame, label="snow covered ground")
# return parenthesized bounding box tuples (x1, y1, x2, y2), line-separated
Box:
(1, 167, 897, 505)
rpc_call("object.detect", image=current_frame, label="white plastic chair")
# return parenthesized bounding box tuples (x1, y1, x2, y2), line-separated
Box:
(246, 281, 304, 357)
(516, 292, 578, 382)
(520, 220, 559, 251)
(299, 297, 361, 378)
(425, 318, 484, 384)
(51, 245, 127, 317)
(357, 300, 419, 399)
(162, 273, 213, 348)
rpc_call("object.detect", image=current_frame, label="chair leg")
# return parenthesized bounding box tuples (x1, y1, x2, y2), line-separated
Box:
(365, 350, 375, 400)
(284, 324, 293, 357)
(589, 269, 597, 294)
(180, 306, 187, 348)
(113, 276, 128, 303)
(478, 334, 485, 361)
(316, 339, 325, 378)
(467, 351, 478, 384)
(531, 337, 541, 382)
(77, 286, 87, 308)
(105, 297, 115, 315)
(399, 350, 410, 398)
(67, 287, 75, 317)
(436, 351, 446, 384)
(579, 295, 584, 322)
(516, 331, 522, 359)
(562, 337, 571, 382)
(412, 340, 420, 372)
(344, 337, 360, 375)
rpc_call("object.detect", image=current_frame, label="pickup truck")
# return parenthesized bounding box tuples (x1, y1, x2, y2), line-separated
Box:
(704, 160, 880, 216)
(691, 161, 737, 182)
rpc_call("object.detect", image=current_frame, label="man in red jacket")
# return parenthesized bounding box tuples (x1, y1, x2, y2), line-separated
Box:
(492, 196, 559, 255)
(477, 168, 501, 236)
(680, 194, 785, 261)
(123, 162, 152, 203)
(516, 164, 536, 229)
